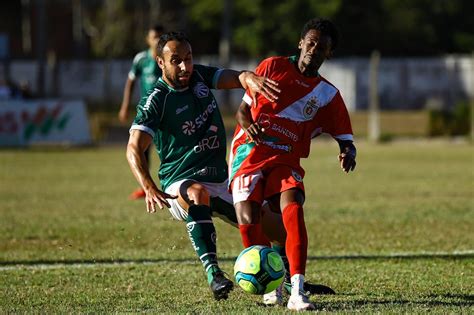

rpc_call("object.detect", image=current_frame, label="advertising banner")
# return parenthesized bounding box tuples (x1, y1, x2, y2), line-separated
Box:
(0, 99, 91, 146)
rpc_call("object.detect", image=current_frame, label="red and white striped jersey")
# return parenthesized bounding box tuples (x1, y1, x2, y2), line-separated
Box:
(229, 56, 353, 183)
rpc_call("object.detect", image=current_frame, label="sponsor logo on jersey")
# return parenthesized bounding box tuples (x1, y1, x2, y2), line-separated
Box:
(193, 135, 220, 153)
(292, 169, 303, 182)
(181, 99, 218, 135)
(195, 166, 218, 176)
(303, 96, 320, 119)
(194, 82, 209, 98)
(182, 120, 196, 135)
(176, 105, 189, 115)
(257, 113, 271, 129)
(261, 141, 292, 152)
(295, 79, 310, 88)
(271, 124, 299, 141)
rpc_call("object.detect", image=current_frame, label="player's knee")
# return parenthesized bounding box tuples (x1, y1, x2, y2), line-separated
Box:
(235, 202, 260, 225)
(186, 183, 210, 205)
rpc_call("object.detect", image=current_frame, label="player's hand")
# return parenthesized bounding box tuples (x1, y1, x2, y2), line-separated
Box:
(338, 153, 356, 173)
(145, 188, 177, 213)
(244, 122, 265, 145)
(242, 72, 280, 106)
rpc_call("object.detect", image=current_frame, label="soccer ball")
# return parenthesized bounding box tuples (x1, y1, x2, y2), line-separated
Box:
(234, 245, 285, 295)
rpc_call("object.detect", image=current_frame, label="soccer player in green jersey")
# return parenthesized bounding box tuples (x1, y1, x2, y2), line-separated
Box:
(119, 24, 165, 200)
(126, 31, 281, 300)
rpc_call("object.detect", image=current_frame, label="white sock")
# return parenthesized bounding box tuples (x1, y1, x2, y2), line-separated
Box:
(290, 274, 305, 296)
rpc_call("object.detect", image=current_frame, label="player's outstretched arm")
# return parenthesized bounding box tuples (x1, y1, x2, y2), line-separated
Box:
(336, 139, 357, 173)
(216, 70, 280, 103)
(126, 130, 176, 212)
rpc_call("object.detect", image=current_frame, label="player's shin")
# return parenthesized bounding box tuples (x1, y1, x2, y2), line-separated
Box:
(185, 205, 219, 282)
(281, 202, 308, 278)
(238, 223, 271, 248)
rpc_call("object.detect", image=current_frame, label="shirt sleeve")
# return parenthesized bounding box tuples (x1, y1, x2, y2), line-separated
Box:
(312, 92, 354, 141)
(128, 53, 143, 81)
(130, 88, 163, 138)
(242, 59, 272, 106)
(193, 64, 221, 89)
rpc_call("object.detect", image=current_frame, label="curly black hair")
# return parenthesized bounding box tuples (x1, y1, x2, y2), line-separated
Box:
(300, 18, 339, 50)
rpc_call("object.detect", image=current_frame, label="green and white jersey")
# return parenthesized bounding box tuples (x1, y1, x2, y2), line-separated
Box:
(131, 64, 228, 191)
(128, 49, 162, 96)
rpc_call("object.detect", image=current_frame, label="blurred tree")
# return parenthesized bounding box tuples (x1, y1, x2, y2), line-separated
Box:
(75, 0, 472, 58)
(333, 0, 474, 56)
(85, 0, 134, 57)
(184, 0, 341, 58)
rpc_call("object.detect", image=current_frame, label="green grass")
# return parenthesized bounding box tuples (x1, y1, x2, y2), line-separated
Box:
(1, 141, 473, 313)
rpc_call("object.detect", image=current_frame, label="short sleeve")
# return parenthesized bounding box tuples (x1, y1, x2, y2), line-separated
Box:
(128, 52, 143, 80)
(313, 92, 353, 141)
(130, 88, 163, 138)
(242, 58, 273, 106)
(193, 64, 221, 89)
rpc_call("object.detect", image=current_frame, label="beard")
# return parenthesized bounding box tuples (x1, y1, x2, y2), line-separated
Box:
(163, 67, 189, 89)
(301, 54, 324, 76)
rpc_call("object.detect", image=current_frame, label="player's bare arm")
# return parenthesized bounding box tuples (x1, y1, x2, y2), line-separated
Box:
(235, 101, 264, 144)
(216, 70, 280, 103)
(337, 139, 357, 173)
(126, 130, 176, 212)
(118, 78, 135, 123)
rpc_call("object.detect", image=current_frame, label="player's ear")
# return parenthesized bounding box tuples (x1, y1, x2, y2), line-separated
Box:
(298, 39, 303, 49)
(157, 57, 164, 69)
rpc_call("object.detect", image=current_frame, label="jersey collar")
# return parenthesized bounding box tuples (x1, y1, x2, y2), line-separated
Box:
(288, 55, 320, 78)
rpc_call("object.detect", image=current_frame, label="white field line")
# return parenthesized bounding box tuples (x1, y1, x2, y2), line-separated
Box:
(0, 250, 473, 271)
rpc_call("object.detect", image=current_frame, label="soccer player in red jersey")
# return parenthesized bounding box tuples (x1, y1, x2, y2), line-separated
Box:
(229, 18, 357, 311)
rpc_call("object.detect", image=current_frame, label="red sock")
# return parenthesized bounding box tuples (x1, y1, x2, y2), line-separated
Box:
(239, 223, 271, 247)
(282, 202, 308, 276)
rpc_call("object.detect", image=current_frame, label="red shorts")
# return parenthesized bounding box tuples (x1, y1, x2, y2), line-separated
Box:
(231, 165, 305, 204)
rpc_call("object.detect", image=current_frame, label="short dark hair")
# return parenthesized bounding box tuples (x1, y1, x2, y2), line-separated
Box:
(301, 18, 338, 50)
(157, 31, 190, 58)
(149, 24, 165, 34)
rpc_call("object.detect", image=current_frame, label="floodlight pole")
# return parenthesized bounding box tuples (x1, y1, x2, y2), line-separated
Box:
(368, 50, 381, 143)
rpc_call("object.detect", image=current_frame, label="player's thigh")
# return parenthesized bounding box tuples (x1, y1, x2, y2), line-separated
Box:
(231, 170, 265, 205)
(264, 166, 305, 202)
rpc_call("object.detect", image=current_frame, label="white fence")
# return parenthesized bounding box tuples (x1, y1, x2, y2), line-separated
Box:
(3, 55, 473, 111)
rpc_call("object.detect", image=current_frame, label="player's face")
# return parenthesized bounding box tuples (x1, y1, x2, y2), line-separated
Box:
(158, 40, 194, 89)
(298, 29, 333, 75)
(146, 30, 161, 50)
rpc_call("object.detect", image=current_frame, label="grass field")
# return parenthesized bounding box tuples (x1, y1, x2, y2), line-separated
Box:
(1, 141, 473, 313)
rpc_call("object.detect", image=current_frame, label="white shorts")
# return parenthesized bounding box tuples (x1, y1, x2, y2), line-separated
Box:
(164, 179, 233, 221)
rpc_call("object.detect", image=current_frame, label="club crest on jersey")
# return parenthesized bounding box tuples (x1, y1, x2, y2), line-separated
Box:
(182, 120, 196, 135)
(194, 82, 209, 98)
(303, 96, 320, 119)
(292, 170, 303, 182)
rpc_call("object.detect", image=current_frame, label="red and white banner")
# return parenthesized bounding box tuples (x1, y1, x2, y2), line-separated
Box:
(0, 99, 91, 146)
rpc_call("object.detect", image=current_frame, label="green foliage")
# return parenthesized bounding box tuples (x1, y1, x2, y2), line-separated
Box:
(429, 101, 472, 136)
(81, 0, 472, 58)
(87, 0, 135, 58)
